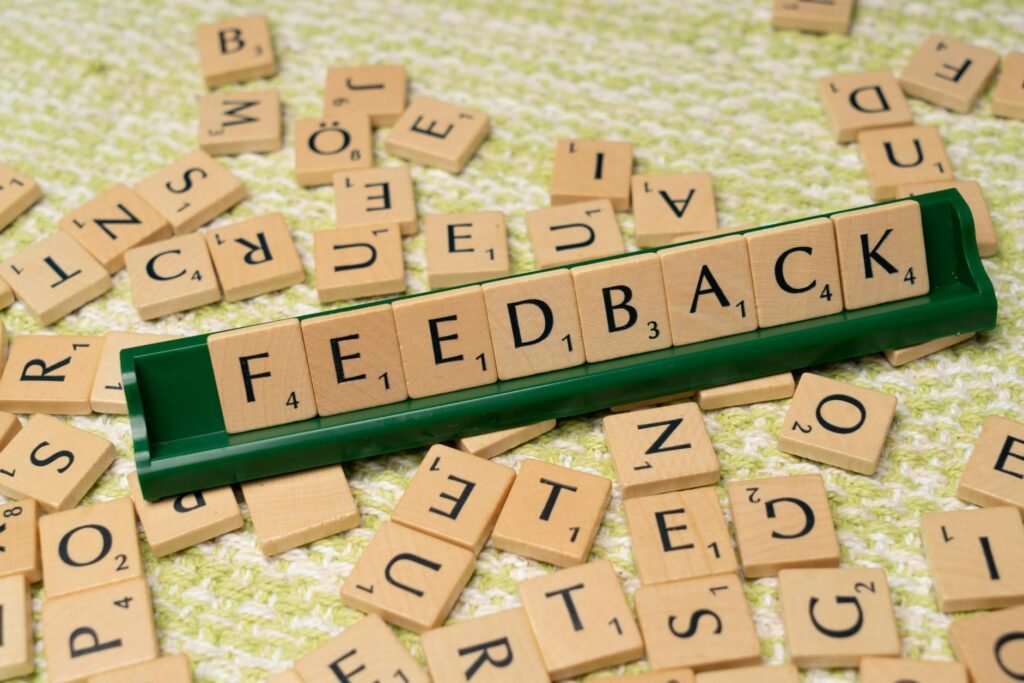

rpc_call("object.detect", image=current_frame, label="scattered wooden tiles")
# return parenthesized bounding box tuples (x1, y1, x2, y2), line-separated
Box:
(294, 115, 373, 186)
(898, 179, 998, 257)
(0, 574, 32, 679)
(884, 332, 975, 367)
(293, 613, 428, 683)
(771, 0, 855, 33)
(385, 96, 490, 173)
(198, 89, 282, 155)
(949, 604, 1024, 683)
(695, 665, 800, 683)
(205, 213, 304, 301)
(424, 210, 510, 288)
(334, 165, 417, 236)
(323, 65, 407, 125)
(899, 34, 1000, 113)
(0, 499, 40, 583)
(958, 415, 1024, 517)
(525, 200, 625, 268)
(818, 71, 914, 143)
(0, 334, 103, 414)
(196, 14, 277, 88)
(697, 372, 795, 411)
(993, 52, 1024, 120)
(91, 332, 179, 414)
(550, 139, 633, 211)
(125, 233, 222, 319)
(86, 654, 193, 683)
(632, 172, 717, 247)
(858, 125, 953, 200)
(135, 149, 245, 235)
(859, 657, 966, 683)
(455, 419, 556, 459)
(0, 164, 41, 231)
(313, 224, 405, 302)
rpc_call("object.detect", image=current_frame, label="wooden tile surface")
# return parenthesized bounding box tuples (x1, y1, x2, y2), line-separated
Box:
(817, 70, 913, 143)
(134, 149, 245, 235)
(697, 372, 795, 411)
(633, 172, 717, 247)
(334, 165, 417, 236)
(884, 332, 975, 368)
(858, 125, 953, 200)
(771, 0, 855, 33)
(695, 665, 800, 683)
(196, 14, 276, 88)
(550, 139, 633, 211)
(90, 332, 179, 414)
(0, 498, 40, 583)
(993, 51, 1024, 120)
(897, 179, 998, 257)
(859, 657, 966, 683)
(0, 334, 102, 414)
(198, 89, 282, 155)
(949, 604, 1024, 683)
(525, 200, 624, 269)
(313, 224, 405, 302)
(0, 164, 41, 231)
(424, 210, 510, 288)
(323, 65, 407, 125)
(385, 97, 490, 173)
(899, 34, 1000, 113)
(86, 654, 193, 683)
(958, 415, 1024, 517)
(455, 419, 556, 459)
(0, 574, 32, 679)
(294, 115, 373, 186)
(124, 233, 222, 319)
(205, 213, 304, 301)
(294, 613, 427, 683)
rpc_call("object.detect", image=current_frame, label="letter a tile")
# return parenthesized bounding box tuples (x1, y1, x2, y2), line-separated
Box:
(957, 415, 1024, 517)
(293, 613, 428, 683)
(0, 334, 103, 414)
(949, 604, 1024, 683)
(633, 172, 717, 247)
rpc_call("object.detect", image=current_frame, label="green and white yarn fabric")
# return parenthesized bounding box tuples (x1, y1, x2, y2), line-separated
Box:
(0, 0, 1021, 680)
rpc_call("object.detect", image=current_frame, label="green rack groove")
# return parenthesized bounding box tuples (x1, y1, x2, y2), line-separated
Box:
(126, 189, 996, 500)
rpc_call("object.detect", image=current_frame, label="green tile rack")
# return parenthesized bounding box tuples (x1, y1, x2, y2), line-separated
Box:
(126, 189, 996, 500)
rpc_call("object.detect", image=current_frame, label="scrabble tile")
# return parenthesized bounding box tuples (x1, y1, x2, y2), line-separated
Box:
(899, 34, 1000, 113)
(208, 319, 317, 434)
(897, 179, 997, 257)
(58, 184, 172, 273)
(778, 373, 897, 474)
(241, 465, 360, 556)
(746, 218, 843, 328)
(550, 139, 633, 211)
(0, 323, 6, 370)
(0, 499, 40, 583)
(660, 235, 758, 346)
(993, 52, 1024, 120)
(294, 115, 373, 187)
(124, 233, 222, 320)
(128, 472, 242, 557)
(86, 654, 193, 683)
(481, 270, 585, 380)
(771, 0, 855, 33)
(817, 71, 914, 143)
(301, 305, 408, 416)
(392, 444, 514, 553)
(0, 164, 41, 231)
(0, 232, 112, 325)
(41, 577, 158, 683)
(573, 253, 672, 362)
(778, 568, 900, 667)
(858, 125, 953, 200)
(0, 574, 32, 679)
(196, 14, 276, 88)
(268, 671, 303, 683)
(455, 419, 557, 459)
(340, 521, 475, 633)
(603, 403, 719, 499)
(421, 608, 549, 683)
(90, 332, 179, 414)
(726, 474, 840, 578)
(697, 372, 796, 411)
(0, 279, 12, 310)
(603, 670, 695, 683)
(958, 416, 1024, 517)
(313, 224, 405, 302)
(633, 172, 717, 247)
(695, 665, 800, 683)
(948, 604, 1024, 683)
(424, 210, 510, 288)
(385, 97, 490, 173)
(624, 487, 737, 585)
(293, 613, 427, 683)
(324, 65, 407, 125)
(885, 332, 974, 367)
(920, 506, 1024, 612)
(135, 149, 245, 235)
(524, 200, 625, 269)
(859, 657, 966, 683)
(0, 334, 103, 414)
(334, 166, 417, 236)
(205, 213, 304, 301)
(518, 560, 644, 679)
(198, 89, 282, 155)
(39, 497, 142, 598)
(635, 573, 761, 672)
(491, 458, 611, 566)
(391, 286, 497, 398)
(610, 390, 696, 413)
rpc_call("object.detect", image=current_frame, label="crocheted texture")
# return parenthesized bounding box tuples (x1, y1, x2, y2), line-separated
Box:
(1, 0, 1021, 680)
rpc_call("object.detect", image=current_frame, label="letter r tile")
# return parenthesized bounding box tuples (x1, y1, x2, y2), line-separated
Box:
(421, 608, 549, 683)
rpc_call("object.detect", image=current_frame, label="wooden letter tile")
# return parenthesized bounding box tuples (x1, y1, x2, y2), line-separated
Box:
(424, 211, 510, 288)
(491, 458, 610, 566)
(91, 332, 179, 414)
(858, 125, 953, 200)
(778, 567, 900, 667)
(392, 444, 514, 553)
(635, 573, 760, 672)
(0, 412, 17, 451)
(949, 604, 1024, 683)
(550, 139, 633, 211)
(455, 419, 556, 459)
(198, 89, 282, 155)
(0, 414, 115, 512)
(898, 179, 997, 257)
(603, 670, 695, 683)
(604, 403, 719, 499)
(885, 332, 975, 368)
(301, 305, 408, 415)
(41, 577, 158, 683)
(385, 97, 490, 173)
(134, 149, 245, 235)
(0, 574, 32, 679)
(293, 613, 427, 683)
(482, 270, 585, 380)
(206, 213, 304, 301)
(860, 657, 966, 683)
(313, 224, 405, 303)
(899, 34, 1000, 113)
(624, 487, 737, 585)
(0, 279, 12, 311)
(196, 14, 276, 88)
(39, 497, 142, 598)
(324, 65, 407, 125)
(0, 334, 102, 414)
(59, 184, 172, 273)
(633, 172, 717, 247)
(779, 373, 897, 474)
(921, 506, 1024, 612)
(0, 164, 41, 231)
(421, 608, 550, 683)
(524, 199, 624, 269)
(339, 521, 475, 633)
(0, 232, 112, 325)
(86, 654, 193, 683)
(0, 499, 40, 583)
(993, 52, 1024, 120)
(746, 218, 843, 328)
(660, 234, 758, 345)
(697, 372, 796, 411)
(334, 165, 417, 236)
(817, 71, 913, 143)
(391, 286, 497, 398)
(295, 115, 373, 187)
(958, 415, 1024, 517)
(208, 319, 317, 434)
(771, 0, 854, 33)
(518, 560, 643, 679)
(726, 474, 840, 578)
(610, 389, 696, 413)
(124, 233, 222, 319)
(696, 665, 800, 683)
